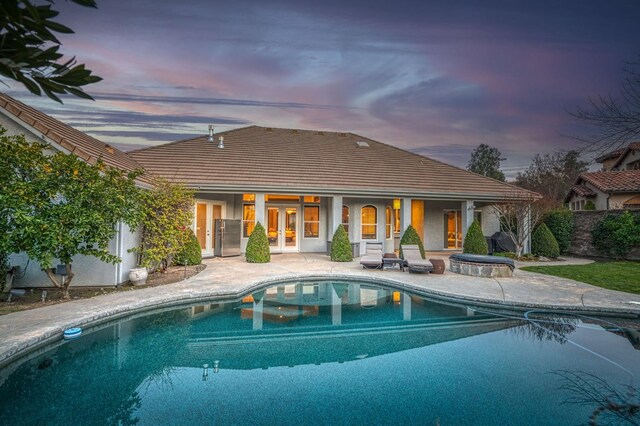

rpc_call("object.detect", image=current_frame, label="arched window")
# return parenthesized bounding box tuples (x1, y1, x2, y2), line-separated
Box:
(386, 206, 392, 239)
(361, 205, 377, 239)
(342, 205, 350, 234)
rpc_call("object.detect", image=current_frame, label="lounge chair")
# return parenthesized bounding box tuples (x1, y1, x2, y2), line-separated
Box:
(401, 244, 433, 273)
(360, 242, 383, 269)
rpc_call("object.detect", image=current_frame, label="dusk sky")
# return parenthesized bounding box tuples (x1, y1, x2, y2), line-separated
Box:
(6, 0, 640, 177)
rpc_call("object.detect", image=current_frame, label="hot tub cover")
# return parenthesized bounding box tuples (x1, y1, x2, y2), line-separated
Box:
(449, 253, 515, 270)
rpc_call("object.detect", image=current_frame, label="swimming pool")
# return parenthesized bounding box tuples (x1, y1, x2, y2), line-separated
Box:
(1, 280, 639, 425)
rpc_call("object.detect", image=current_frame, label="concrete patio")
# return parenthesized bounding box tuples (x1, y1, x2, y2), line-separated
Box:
(1, 253, 639, 367)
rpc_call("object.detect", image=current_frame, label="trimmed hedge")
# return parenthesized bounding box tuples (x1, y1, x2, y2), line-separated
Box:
(173, 230, 202, 266)
(532, 223, 560, 258)
(463, 220, 488, 255)
(591, 211, 640, 259)
(330, 225, 353, 262)
(399, 225, 425, 259)
(543, 208, 574, 255)
(245, 222, 271, 263)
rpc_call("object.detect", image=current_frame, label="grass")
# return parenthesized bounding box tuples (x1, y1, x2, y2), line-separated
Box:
(521, 261, 640, 294)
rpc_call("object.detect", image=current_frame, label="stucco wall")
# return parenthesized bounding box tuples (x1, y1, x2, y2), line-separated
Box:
(569, 210, 640, 260)
(610, 193, 640, 210)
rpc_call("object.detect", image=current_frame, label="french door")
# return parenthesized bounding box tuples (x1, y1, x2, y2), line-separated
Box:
(266, 206, 299, 253)
(194, 201, 226, 257)
(444, 210, 463, 249)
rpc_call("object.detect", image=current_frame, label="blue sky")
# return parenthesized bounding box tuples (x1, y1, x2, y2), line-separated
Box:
(5, 0, 640, 177)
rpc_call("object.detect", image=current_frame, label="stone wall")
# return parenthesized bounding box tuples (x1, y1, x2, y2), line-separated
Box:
(569, 211, 640, 260)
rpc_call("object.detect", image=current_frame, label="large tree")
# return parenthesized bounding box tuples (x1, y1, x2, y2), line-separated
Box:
(0, 0, 102, 102)
(572, 54, 640, 157)
(515, 150, 589, 204)
(1, 127, 141, 298)
(467, 143, 506, 181)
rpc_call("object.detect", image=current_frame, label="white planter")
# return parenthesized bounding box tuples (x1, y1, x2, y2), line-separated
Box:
(128, 267, 148, 286)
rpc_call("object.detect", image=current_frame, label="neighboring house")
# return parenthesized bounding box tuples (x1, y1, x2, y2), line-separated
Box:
(1, 92, 536, 287)
(565, 142, 640, 211)
(129, 126, 534, 256)
(0, 93, 149, 288)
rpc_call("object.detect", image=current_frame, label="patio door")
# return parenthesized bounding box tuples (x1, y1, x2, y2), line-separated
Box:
(194, 201, 225, 257)
(444, 210, 462, 249)
(267, 206, 298, 253)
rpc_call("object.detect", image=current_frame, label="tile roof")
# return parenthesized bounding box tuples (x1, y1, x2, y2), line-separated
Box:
(577, 170, 640, 193)
(130, 126, 536, 200)
(568, 184, 596, 198)
(0, 92, 151, 185)
(595, 142, 640, 163)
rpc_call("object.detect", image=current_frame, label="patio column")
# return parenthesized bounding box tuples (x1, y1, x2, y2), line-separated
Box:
(400, 198, 412, 232)
(331, 195, 343, 235)
(255, 192, 265, 226)
(331, 285, 342, 326)
(253, 297, 263, 331)
(460, 200, 475, 246)
(402, 293, 411, 321)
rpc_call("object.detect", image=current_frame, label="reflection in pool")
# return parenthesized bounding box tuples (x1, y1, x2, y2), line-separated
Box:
(1, 280, 639, 425)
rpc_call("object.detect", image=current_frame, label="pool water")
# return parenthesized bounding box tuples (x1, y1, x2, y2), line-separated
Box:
(1, 280, 639, 425)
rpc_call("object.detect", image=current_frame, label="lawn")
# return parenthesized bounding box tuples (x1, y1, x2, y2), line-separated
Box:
(521, 261, 640, 294)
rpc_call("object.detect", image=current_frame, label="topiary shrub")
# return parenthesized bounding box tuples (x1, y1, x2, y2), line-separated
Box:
(463, 220, 488, 255)
(173, 230, 202, 266)
(399, 225, 425, 259)
(330, 225, 353, 262)
(584, 200, 596, 210)
(591, 211, 640, 259)
(245, 222, 271, 263)
(532, 223, 560, 258)
(543, 208, 574, 255)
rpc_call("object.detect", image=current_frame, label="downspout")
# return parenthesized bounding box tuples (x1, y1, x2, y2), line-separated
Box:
(115, 221, 124, 285)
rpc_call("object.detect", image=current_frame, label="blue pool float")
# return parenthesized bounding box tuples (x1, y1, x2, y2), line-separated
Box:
(63, 328, 82, 340)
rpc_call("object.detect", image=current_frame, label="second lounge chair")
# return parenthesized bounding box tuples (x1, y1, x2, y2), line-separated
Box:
(401, 244, 433, 273)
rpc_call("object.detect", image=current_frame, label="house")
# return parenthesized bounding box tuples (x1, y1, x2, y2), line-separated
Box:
(129, 126, 535, 256)
(1, 92, 535, 288)
(565, 142, 640, 210)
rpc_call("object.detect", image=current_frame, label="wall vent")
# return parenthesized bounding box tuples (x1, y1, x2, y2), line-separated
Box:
(356, 141, 370, 148)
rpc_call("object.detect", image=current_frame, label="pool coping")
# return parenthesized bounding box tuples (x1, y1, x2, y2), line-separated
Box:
(1, 269, 639, 370)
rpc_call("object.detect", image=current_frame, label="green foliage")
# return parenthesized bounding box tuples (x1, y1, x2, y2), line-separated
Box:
(0, 126, 142, 296)
(543, 208, 574, 255)
(173, 230, 202, 266)
(591, 211, 640, 259)
(330, 225, 353, 262)
(0, 0, 102, 102)
(245, 222, 270, 263)
(532, 223, 560, 258)
(132, 179, 194, 271)
(584, 200, 596, 210)
(463, 220, 488, 254)
(399, 225, 425, 259)
(467, 144, 506, 181)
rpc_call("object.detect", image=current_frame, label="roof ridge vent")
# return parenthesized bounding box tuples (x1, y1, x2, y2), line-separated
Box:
(338, 132, 348, 137)
(265, 127, 273, 132)
(356, 141, 370, 148)
(316, 131, 324, 136)
(291, 129, 299, 134)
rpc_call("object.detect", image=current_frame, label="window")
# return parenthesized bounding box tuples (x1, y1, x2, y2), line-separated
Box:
(265, 194, 299, 202)
(386, 206, 392, 238)
(626, 160, 640, 170)
(361, 205, 377, 239)
(242, 204, 255, 237)
(243, 193, 255, 202)
(304, 206, 320, 238)
(342, 205, 349, 234)
(303, 196, 320, 203)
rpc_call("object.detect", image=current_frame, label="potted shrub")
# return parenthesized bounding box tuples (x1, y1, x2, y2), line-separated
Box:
(463, 220, 488, 255)
(330, 225, 353, 262)
(399, 225, 425, 259)
(245, 222, 270, 263)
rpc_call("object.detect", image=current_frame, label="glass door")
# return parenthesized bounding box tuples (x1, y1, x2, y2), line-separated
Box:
(193, 201, 225, 257)
(444, 211, 462, 249)
(267, 206, 298, 253)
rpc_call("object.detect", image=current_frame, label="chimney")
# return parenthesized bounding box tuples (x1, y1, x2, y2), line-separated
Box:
(208, 125, 214, 142)
(218, 136, 224, 149)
